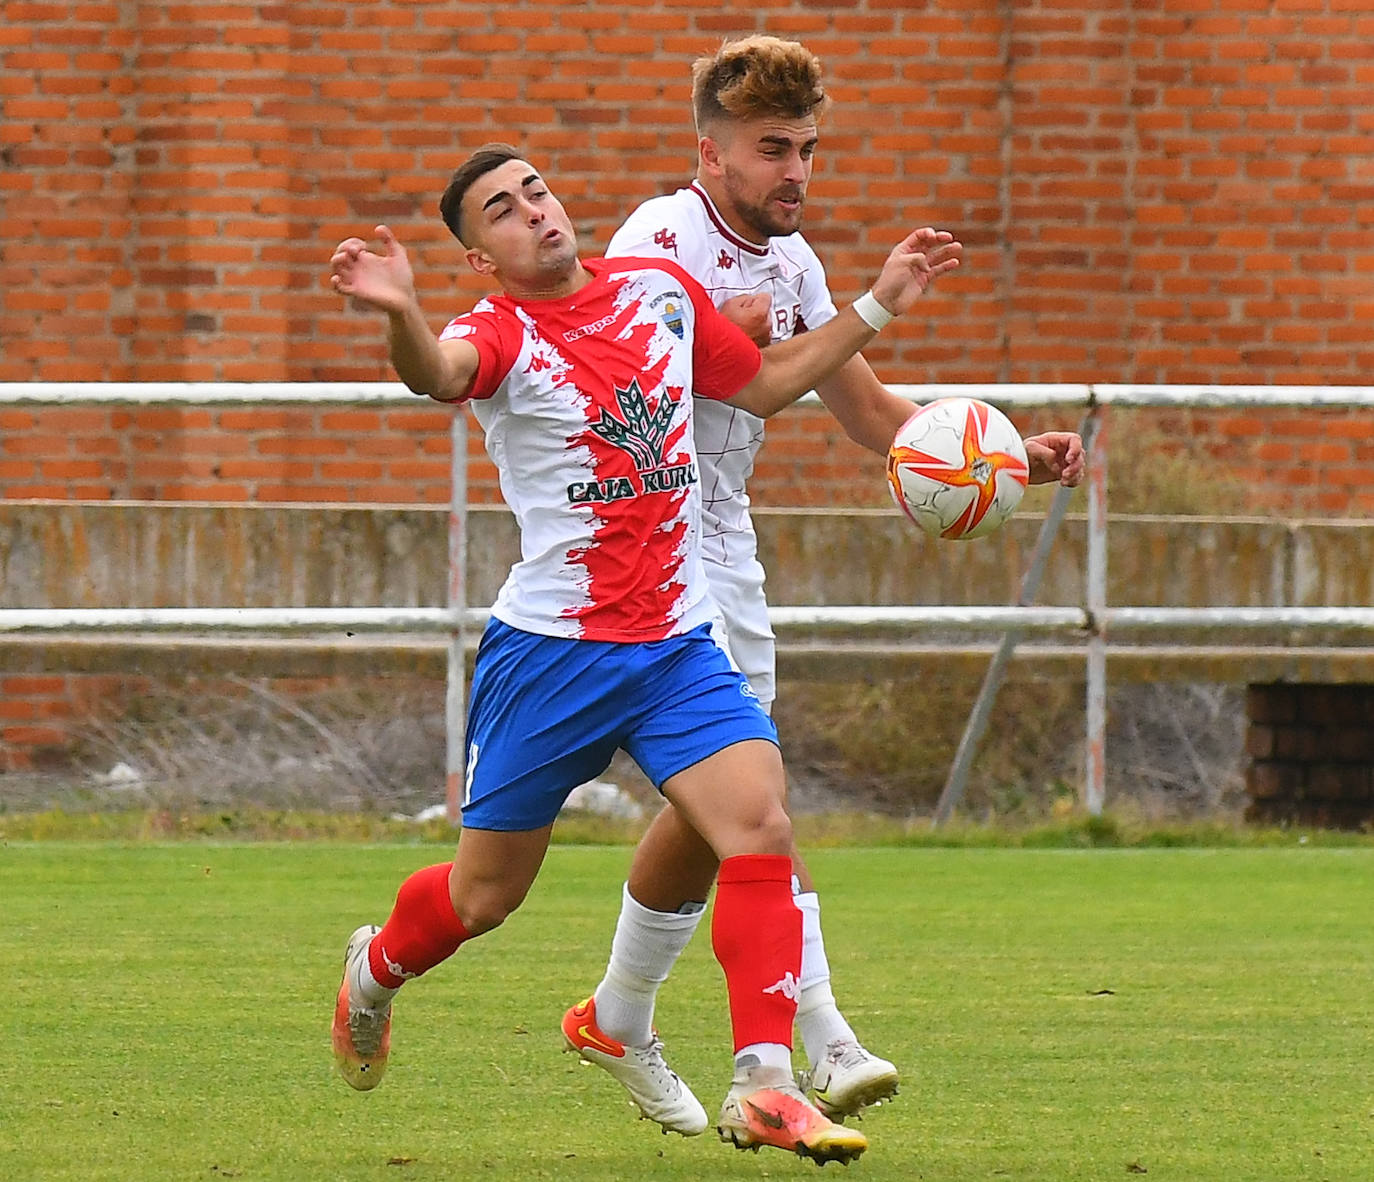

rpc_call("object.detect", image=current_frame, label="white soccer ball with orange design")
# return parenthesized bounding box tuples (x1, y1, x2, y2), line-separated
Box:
(886, 398, 1029, 540)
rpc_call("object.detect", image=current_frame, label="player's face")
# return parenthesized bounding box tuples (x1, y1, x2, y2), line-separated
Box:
(703, 116, 817, 243)
(461, 159, 580, 285)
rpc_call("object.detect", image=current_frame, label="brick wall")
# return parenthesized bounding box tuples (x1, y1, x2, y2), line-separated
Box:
(1246, 684, 1374, 829)
(3, 0, 1373, 512)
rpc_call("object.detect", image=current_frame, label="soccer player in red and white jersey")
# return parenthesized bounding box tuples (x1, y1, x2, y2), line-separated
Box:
(327, 143, 961, 1164)
(570, 36, 1087, 1128)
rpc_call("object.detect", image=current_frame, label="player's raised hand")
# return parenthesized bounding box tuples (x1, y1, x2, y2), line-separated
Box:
(329, 224, 417, 315)
(869, 227, 962, 317)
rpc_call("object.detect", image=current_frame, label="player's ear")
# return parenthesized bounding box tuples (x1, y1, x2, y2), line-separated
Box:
(466, 246, 496, 278)
(698, 134, 723, 176)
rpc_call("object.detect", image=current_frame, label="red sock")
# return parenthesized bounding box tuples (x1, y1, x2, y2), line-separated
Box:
(711, 853, 802, 1053)
(368, 862, 471, 988)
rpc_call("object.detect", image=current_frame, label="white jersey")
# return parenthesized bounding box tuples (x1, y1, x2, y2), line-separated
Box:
(437, 256, 762, 644)
(607, 182, 838, 702)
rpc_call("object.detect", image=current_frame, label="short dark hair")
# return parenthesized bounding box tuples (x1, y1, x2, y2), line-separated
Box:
(439, 143, 524, 245)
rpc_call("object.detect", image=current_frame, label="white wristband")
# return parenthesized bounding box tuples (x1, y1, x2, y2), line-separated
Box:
(852, 290, 894, 332)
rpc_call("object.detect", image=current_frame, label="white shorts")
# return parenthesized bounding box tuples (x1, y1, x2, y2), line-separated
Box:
(706, 558, 776, 711)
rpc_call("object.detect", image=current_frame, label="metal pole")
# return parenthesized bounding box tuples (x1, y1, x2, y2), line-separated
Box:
(1084, 405, 1108, 815)
(931, 445, 1083, 827)
(445, 410, 470, 826)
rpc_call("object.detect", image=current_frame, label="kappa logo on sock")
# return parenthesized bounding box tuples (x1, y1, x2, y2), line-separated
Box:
(762, 971, 801, 1002)
(381, 945, 418, 981)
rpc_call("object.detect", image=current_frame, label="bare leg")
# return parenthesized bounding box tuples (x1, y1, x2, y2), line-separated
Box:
(628, 803, 816, 911)
(657, 738, 792, 859)
(448, 823, 555, 935)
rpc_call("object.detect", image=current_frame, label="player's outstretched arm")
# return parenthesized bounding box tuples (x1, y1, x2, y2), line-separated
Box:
(814, 361, 1085, 487)
(727, 227, 961, 419)
(329, 224, 479, 402)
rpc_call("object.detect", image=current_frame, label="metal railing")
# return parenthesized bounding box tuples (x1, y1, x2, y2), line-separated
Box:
(3, 381, 1372, 822)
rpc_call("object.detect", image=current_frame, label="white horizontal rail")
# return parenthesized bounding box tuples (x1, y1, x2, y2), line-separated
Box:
(1092, 384, 1374, 408)
(0, 606, 1081, 634)
(883, 384, 1091, 407)
(767, 606, 1084, 630)
(1105, 607, 1374, 630)
(3, 605, 1373, 635)
(0, 607, 476, 633)
(3, 382, 1373, 409)
(0, 382, 416, 406)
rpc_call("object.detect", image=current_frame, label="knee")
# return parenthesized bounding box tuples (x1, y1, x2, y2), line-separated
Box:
(453, 881, 527, 937)
(735, 802, 794, 857)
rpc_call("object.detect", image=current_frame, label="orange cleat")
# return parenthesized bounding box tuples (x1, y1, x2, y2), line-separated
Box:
(717, 1064, 869, 1165)
(331, 924, 392, 1091)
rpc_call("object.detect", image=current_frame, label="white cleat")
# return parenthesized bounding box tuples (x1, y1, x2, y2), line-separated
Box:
(561, 996, 708, 1136)
(807, 1039, 900, 1119)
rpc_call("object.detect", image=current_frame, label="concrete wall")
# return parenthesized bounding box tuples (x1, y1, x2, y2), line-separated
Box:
(4, 503, 1372, 795)
(7, 502, 1374, 611)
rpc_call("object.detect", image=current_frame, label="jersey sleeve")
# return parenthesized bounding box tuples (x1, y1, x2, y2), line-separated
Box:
(436, 301, 522, 401)
(665, 262, 762, 400)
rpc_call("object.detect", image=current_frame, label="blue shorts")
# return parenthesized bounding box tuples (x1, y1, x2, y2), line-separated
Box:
(460, 619, 779, 832)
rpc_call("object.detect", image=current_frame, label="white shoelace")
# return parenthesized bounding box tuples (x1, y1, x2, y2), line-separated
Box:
(825, 1039, 871, 1071)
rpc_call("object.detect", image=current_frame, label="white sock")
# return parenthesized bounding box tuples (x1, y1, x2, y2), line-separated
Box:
(735, 1041, 794, 1077)
(592, 883, 704, 1047)
(794, 891, 857, 1065)
(350, 937, 399, 1008)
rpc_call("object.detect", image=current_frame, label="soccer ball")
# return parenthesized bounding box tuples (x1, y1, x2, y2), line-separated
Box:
(886, 397, 1029, 540)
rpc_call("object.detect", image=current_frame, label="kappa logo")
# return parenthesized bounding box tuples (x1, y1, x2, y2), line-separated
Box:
(381, 945, 418, 981)
(762, 971, 801, 1002)
(563, 311, 619, 343)
(716, 249, 735, 270)
(653, 227, 678, 255)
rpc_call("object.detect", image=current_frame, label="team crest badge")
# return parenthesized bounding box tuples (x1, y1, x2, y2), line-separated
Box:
(660, 300, 684, 339)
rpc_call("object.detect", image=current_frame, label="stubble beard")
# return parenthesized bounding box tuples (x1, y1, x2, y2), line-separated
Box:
(722, 169, 805, 241)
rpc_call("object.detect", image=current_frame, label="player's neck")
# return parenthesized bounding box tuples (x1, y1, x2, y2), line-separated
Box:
(501, 261, 597, 303)
(693, 175, 770, 247)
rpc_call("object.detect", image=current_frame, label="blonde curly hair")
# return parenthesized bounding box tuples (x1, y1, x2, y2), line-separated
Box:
(691, 35, 830, 132)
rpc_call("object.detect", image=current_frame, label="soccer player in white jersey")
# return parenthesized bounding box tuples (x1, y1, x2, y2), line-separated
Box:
(327, 143, 962, 1164)
(567, 35, 1086, 1129)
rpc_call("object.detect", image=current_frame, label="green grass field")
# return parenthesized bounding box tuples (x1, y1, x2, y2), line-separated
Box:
(4, 842, 1372, 1180)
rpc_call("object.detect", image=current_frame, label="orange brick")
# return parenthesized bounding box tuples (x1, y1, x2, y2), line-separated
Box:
(0, 3, 1365, 512)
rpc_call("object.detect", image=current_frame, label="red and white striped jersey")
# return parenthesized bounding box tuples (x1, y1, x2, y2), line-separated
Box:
(438, 256, 762, 643)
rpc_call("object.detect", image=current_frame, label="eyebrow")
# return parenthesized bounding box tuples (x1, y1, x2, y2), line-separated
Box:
(759, 134, 818, 150)
(481, 173, 543, 213)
